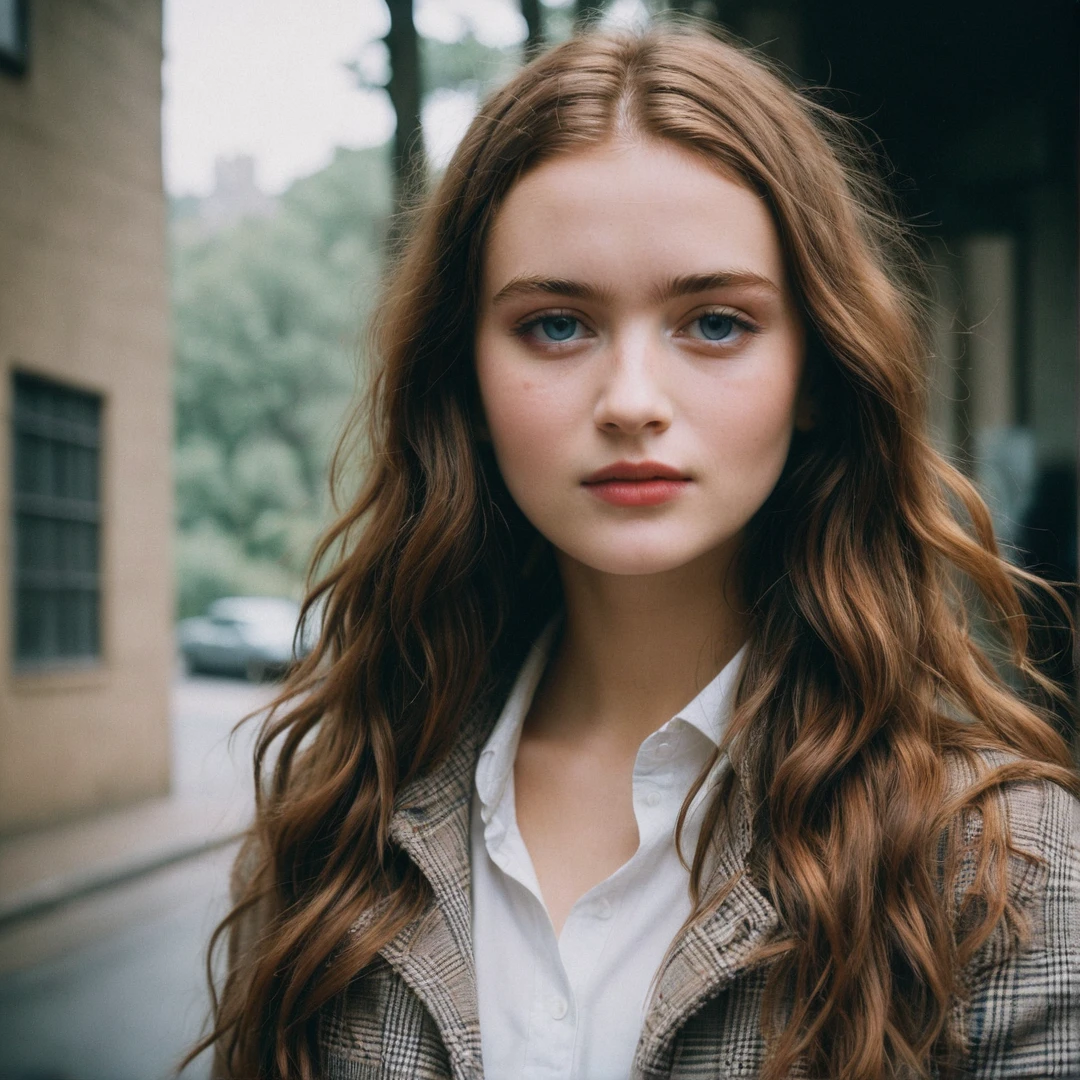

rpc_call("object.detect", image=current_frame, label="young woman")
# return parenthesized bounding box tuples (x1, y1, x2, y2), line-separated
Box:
(198, 22, 1080, 1080)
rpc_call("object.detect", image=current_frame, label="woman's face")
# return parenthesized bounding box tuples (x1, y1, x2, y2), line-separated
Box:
(475, 138, 807, 578)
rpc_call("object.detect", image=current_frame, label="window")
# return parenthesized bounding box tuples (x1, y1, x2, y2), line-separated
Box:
(0, 0, 27, 77)
(11, 372, 102, 665)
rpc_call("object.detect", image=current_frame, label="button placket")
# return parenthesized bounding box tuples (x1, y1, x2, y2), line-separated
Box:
(523, 925, 575, 1075)
(525, 978, 576, 1074)
(559, 887, 619, 1015)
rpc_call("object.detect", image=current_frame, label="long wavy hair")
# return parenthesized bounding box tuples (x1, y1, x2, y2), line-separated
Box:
(192, 22, 1078, 1080)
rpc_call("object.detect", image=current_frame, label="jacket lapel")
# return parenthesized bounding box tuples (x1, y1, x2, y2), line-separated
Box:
(634, 777, 779, 1075)
(373, 701, 496, 1080)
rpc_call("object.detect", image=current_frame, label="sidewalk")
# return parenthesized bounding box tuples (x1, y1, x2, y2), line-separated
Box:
(0, 793, 248, 926)
(0, 674, 271, 927)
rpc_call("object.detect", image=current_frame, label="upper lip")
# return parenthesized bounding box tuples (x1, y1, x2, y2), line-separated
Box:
(583, 460, 690, 483)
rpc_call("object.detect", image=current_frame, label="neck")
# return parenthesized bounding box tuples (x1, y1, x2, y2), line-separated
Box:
(536, 545, 745, 748)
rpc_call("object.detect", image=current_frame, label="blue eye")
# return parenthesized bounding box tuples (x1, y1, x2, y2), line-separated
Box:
(696, 313, 738, 341)
(537, 315, 579, 341)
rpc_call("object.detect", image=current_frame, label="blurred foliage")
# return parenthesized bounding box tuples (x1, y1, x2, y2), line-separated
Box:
(349, 32, 519, 100)
(541, 2, 577, 43)
(423, 32, 521, 95)
(171, 146, 391, 618)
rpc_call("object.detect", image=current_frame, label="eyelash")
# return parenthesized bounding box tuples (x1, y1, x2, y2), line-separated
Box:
(683, 309, 760, 344)
(512, 309, 584, 345)
(512, 307, 760, 348)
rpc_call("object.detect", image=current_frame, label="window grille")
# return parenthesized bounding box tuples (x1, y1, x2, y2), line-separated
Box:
(11, 372, 102, 665)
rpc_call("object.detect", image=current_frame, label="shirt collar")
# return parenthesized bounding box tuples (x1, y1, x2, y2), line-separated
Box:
(674, 642, 747, 748)
(474, 619, 559, 819)
(475, 623, 746, 818)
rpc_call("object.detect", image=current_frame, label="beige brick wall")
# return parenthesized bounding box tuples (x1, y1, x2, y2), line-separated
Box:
(0, 0, 172, 832)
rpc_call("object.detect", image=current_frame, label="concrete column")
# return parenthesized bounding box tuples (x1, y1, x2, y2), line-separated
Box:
(961, 233, 1017, 433)
(960, 234, 1037, 553)
(926, 241, 964, 459)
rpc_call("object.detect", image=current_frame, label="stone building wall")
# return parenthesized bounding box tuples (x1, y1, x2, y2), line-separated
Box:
(0, 0, 171, 831)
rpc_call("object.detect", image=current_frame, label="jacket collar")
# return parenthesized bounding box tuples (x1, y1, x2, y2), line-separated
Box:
(373, 692, 501, 1080)
(633, 776, 779, 1074)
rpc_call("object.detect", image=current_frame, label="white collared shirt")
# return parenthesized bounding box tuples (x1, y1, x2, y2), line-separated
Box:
(471, 626, 745, 1080)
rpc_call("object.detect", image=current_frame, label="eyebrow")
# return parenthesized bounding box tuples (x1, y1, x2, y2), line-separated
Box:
(489, 269, 780, 307)
(491, 276, 613, 307)
(654, 271, 780, 302)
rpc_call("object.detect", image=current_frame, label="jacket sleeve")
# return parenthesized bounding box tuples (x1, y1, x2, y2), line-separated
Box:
(959, 778, 1080, 1078)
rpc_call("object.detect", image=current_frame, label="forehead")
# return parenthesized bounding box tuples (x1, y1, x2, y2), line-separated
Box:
(482, 139, 787, 298)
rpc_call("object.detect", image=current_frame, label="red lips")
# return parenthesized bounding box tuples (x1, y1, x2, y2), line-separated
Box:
(582, 461, 690, 507)
(583, 460, 688, 484)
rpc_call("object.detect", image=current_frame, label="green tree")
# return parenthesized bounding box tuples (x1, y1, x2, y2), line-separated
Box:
(422, 32, 519, 95)
(171, 146, 391, 617)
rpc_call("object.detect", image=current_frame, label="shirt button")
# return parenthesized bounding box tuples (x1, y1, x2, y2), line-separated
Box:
(550, 997, 568, 1020)
(654, 741, 673, 759)
(594, 897, 613, 919)
(645, 790, 661, 808)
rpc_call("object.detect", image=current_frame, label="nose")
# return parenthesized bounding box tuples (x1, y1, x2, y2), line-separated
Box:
(592, 331, 673, 435)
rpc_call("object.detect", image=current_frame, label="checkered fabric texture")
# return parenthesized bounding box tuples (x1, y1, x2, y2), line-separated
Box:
(310, 706, 1080, 1079)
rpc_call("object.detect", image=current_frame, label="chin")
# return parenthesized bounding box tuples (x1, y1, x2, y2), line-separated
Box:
(561, 540, 720, 578)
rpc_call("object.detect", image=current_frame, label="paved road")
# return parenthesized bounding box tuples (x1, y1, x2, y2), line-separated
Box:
(170, 669, 277, 802)
(0, 673, 274, 1080)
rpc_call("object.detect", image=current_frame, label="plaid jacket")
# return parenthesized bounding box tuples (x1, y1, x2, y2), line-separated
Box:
(317, 700, 1080, 1080)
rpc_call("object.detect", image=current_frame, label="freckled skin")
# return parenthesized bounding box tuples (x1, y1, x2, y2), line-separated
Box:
(475, 138, 808, 580)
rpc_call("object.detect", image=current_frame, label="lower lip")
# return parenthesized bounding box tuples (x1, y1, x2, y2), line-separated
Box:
(584, 479, 690, 507)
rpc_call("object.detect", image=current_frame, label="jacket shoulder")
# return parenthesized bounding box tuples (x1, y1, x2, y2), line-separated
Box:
(944, 752, 1080, 1076)
(943, 749, 1079, 883)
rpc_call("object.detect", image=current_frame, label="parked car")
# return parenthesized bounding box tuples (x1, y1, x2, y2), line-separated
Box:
(177, 596, 314, 681)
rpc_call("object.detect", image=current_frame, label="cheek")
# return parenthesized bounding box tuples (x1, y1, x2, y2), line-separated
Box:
(475, 344, 575, 496)
(477, 336, 578, 438)
(480, 373, 540, 441)
(694, 362, 802, 479)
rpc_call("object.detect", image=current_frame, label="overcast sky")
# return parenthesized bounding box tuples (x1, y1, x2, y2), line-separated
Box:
(161, 0, 532, 196)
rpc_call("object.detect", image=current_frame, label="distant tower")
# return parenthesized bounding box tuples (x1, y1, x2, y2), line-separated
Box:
(200, 154, 276, 231)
